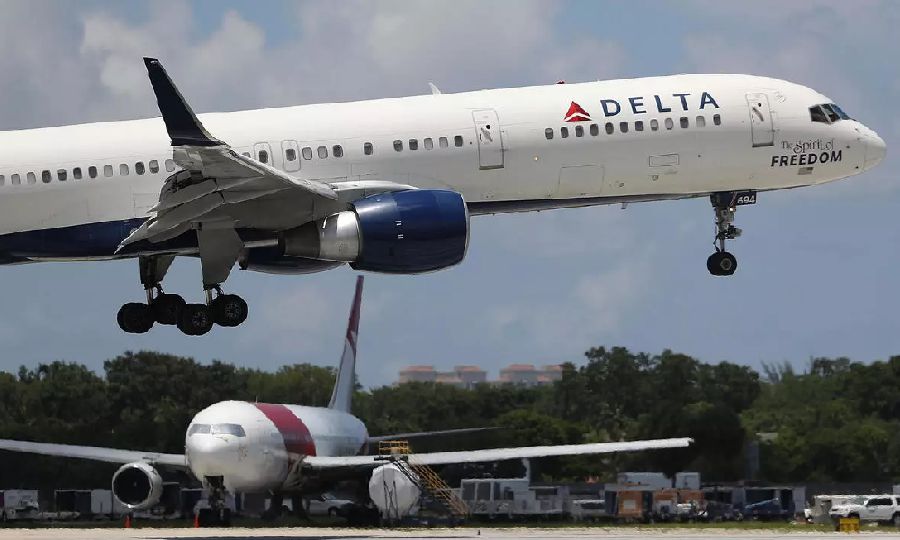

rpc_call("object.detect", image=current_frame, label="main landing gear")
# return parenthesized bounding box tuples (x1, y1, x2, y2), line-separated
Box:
(117, 255, 248, 335)
(706, 191, 755, 277)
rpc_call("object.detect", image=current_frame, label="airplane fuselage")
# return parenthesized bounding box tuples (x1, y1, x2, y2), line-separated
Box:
(0, 73, 885, 262)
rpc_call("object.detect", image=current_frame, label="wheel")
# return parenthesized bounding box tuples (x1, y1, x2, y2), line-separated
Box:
(219, 508, 231, 527)
(117, 303, 153, 333)
(151, 293, 185, 325)
(210, 294, 248, 327)
(706, 251, 737, 276)
(177, 304, 213, 336)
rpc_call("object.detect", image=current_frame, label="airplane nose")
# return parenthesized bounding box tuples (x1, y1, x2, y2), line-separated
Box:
(864, 130, 886, 170)
(186, 436, 237, 476)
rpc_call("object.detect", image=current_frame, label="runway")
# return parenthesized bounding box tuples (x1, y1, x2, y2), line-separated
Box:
(1, 527, 899, 540)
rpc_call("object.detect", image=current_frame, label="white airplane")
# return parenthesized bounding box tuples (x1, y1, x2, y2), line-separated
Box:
(0, 58, 885, 335)
(0, 275, 689, 525)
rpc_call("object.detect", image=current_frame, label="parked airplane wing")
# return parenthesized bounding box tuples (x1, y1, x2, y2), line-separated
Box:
(0, 438, 187, 468)
(118, 58, 337, 250)
(304, 437, 692, 469)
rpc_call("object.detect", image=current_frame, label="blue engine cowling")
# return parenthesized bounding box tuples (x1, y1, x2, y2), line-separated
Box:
(352, 190, 469, 274)
(279, 189, 469, 274)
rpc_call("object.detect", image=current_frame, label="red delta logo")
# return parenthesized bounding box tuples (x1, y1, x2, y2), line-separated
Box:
(564, 101, 591, 122)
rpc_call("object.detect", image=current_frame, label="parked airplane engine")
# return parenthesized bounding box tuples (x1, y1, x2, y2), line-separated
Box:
(368, 464, 420, 517)
(280, 189, 469, 274)
(111, 461, 164, 510)
(238, 247, 344, 275)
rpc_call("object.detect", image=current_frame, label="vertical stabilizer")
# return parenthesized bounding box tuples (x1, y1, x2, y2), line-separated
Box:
(328, 276, 364, 412)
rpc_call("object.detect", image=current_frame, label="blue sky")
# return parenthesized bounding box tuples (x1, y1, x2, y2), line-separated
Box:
(0, 1, 897, 387)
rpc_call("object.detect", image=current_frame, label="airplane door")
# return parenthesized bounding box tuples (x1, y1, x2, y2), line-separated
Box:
(281, 140, 300, 173)
(472, 109, 504, 170)
(746, 93, 774, 148)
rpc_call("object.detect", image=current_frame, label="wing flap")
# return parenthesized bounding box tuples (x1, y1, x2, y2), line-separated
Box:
(0, 439, 187, 468)
(305, 437, 692, 469)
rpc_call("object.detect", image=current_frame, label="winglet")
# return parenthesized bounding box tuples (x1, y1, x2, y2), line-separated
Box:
(428, 82, 442, 95)
(328, 276, 364, 412)
(143, 57, 221, 147)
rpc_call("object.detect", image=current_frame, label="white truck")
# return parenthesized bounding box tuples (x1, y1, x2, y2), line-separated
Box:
(829, 495, 900, 526)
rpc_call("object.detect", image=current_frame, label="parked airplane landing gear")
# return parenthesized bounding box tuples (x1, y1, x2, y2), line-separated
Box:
(706, 192, 753, 277)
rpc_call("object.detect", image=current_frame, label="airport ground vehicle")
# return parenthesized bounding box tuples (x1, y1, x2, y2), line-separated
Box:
(830, 495, 900, 526)
(742, 498, 792, 521)
(306, 493, 353, 517)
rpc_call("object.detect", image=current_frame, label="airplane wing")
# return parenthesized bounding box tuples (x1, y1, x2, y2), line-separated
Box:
(305, 437, 692, 469)
(0, 439, 187, 468)
(117, 57, 338, 251)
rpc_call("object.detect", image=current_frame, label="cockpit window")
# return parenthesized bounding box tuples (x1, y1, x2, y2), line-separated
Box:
(187, 424, 211, 435)
(211, 423, 246, 437)
(810, 103, 851, 124)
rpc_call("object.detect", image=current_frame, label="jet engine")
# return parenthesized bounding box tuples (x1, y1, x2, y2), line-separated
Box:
(112, 461, 164, 510)
(239, 247, 344, 275)
(280, 189, 469, 274)
(368, 464, 420, 517)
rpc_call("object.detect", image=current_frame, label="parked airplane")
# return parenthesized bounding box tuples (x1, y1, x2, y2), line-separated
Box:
(0, 59, 885, 335)
(0, 276, 690, 525)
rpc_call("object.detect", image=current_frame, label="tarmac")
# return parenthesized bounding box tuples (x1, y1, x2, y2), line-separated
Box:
(2, 528, 900, 540)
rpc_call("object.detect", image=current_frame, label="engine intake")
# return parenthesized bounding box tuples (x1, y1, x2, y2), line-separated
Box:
(280, 189, 469, 274)
(112, 461, 163, 510)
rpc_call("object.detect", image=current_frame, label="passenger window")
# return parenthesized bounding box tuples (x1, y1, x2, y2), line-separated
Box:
(560, 127, 569, 138)
(713, 114, 722, 126)
(424, 137, 433, 150)
(619, 122, 629, 134)
(27, 172, 36, 184)
(364, 142, 373, 155)
(696, 116, 706, 128)
(11, 174, 20, 185)
(302, 147, 313, 160)
(42, 170, 52, 183)
(439, 136, 448, 148)
(333, 145, 343, 158)
(165, 160, 175, 172)
(575, 125, 584, 137)
(57, 169, 67, 181)
(317, 146, 328, 159)
(104, 165, 114, 177)
(135, 162, 145, 175)
(544, 128, 554, 140)
(73, 167, 82, 180)
(589, 124, 599, 136)
(665, 118, 674, 130)
(393, 140, 403, 152)
(258, 150, 268, 163)
(120, 164, 129, 176)
(454, 135, 463, 147)
(88, 166, 97, 179)
(650, 119, 659, 131)
(635, 121, 644, 132)
(680, 117, 689, 129)
(285, 148, 297, 161)
(605, 122, 614, 135)
(409, 139, 419, 151)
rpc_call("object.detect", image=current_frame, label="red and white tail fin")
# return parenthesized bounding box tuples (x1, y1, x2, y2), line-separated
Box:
(328, 275, 363, 412)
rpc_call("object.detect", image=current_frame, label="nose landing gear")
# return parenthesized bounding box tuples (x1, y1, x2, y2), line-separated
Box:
(706, 191, 755, 277)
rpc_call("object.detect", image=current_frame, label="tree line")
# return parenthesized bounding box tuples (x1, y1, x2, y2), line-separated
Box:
(0, 348, 898, 490)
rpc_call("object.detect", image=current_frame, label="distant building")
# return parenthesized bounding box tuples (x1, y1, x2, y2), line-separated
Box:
(396, 363, 559, 387)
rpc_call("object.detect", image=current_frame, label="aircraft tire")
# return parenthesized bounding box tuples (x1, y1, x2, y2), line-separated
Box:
(177, 304, 213, 336)
(706, 251, 737, 276)
(210, 294, 248, 327)
(117, 303, 153, 333)
(151, 293, 185, 325)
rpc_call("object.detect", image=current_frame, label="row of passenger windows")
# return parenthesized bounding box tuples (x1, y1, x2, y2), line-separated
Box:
(0, 159, 176, 186)
(545, 114, 722, 140)
(252, 135, 467, 165)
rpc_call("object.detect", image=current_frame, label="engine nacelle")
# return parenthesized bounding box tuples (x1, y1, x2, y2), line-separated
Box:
(280, 189, 469, 274)
(112, 461, 164, 511)
(368, 464, 420, 517)
(238, 247, 344, 275)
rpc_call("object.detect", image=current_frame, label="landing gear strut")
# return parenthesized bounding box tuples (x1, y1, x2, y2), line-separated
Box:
(706, 192, 752, 277)
(197, 477, 232, 527)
